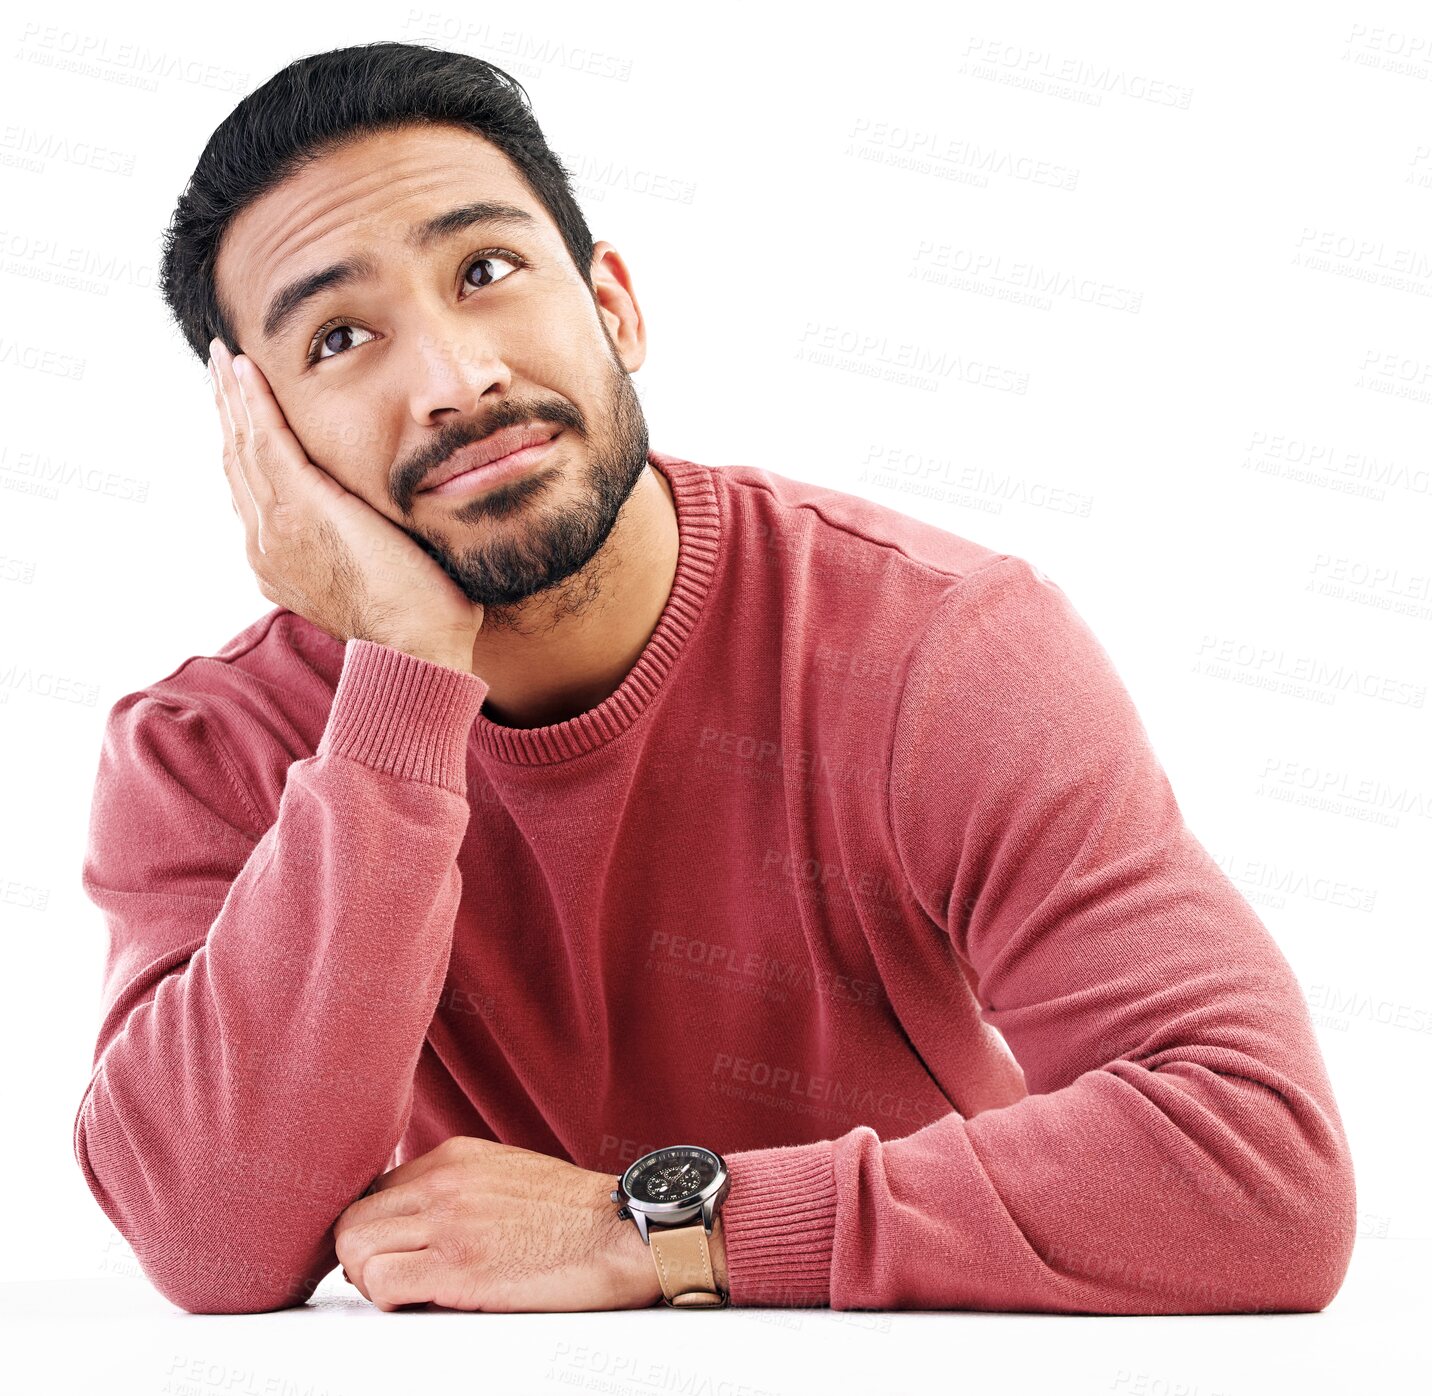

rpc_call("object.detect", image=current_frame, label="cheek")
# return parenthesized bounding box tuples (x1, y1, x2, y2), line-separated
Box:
(497, 292, 590, 380)
(292, 392, 397, 489)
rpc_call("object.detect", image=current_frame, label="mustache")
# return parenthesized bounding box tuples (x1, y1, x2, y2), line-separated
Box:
(398, 400, 584, 499)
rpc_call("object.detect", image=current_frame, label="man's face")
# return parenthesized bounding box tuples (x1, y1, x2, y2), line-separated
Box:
(214, 123, 650, 621)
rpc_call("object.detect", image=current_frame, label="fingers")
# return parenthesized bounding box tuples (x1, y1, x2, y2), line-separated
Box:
(338, 1178, 426, 1231)
(214, 340, 322, 508)
(361, 1248, 439, 1311)
(208, 341, 267, 552)
(337, 1215, 432, 1303)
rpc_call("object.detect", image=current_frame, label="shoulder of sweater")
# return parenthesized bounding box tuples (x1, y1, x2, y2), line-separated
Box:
(898, 551, 1115, 693)
(706, 459, 1011, 588)
(99, 608, 343, 829)
(891, 551, 1143, 772)
(118, 606, 342, 716)
(690, 457, 1086, 708)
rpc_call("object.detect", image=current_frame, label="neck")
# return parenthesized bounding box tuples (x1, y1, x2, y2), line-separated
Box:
(467, 465, 679, 728)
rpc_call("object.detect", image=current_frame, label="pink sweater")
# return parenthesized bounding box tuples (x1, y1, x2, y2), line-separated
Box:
(74, 448, 1356, 1315)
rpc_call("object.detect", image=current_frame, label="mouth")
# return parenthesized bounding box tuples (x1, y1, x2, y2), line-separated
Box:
(417, 424, 563, 498)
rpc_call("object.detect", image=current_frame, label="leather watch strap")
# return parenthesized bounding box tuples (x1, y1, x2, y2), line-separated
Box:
(647, 1219, 728, 1308)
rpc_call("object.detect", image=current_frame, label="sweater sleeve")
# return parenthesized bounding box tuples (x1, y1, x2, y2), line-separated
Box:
(719, 555, 1357, 1314)
(72, 638, 490, 1314)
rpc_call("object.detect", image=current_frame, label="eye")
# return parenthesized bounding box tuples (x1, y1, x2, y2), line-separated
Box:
(304, 250, 526, 366)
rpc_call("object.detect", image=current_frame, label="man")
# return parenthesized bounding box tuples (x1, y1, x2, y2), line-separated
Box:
(74, 41, 1356, 1316)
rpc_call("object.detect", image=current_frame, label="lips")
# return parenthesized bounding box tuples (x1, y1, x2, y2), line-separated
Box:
(417, 422, 561, 493)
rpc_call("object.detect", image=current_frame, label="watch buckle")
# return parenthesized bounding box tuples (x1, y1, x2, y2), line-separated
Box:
(666, 1288, 729, 1309)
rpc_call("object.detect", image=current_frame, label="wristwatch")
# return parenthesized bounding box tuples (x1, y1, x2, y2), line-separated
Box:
(610, 1144, 730, 1308)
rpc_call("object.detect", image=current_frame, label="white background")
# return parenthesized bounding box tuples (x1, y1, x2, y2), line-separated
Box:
(2, 1, 1427, 1392)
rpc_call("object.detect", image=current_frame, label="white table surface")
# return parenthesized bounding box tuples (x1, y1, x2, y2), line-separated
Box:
(4, 1236, 1418, 1395)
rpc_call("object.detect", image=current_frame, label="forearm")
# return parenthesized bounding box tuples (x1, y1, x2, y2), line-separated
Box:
(718, 1014, 1355, 1315)
(75, 641, 490, 1313)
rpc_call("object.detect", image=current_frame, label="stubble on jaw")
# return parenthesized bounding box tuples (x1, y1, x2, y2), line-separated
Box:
(410, 353, 651, 637)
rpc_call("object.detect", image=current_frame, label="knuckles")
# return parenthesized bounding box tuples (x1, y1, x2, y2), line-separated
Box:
(415, 1166, 466, 1218)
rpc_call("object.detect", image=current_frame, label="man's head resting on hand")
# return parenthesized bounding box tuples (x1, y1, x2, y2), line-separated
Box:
(161, 41, 652, 629)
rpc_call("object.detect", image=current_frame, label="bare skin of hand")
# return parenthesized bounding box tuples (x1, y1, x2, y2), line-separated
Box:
(333, 1136, 666, 1312)
(207, 338, 484, 673)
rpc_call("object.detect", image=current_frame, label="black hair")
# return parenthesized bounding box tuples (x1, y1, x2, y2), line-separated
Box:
(157, 40, 594, 365)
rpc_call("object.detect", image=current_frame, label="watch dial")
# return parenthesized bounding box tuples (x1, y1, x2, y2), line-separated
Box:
(625, 1147, 718, 1205)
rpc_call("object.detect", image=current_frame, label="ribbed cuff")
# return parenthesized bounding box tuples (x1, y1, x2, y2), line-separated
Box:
(317, 639, 489, 796)
(720, 1138, 837, 1308)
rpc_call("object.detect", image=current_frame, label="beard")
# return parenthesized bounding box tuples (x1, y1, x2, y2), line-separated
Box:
(403, 345, 651, 635)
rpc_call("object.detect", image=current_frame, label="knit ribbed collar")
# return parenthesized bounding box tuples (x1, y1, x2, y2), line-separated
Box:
(469, 448, 721, 765)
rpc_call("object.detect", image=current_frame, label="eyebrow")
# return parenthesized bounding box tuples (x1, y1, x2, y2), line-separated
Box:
(259, 201, 539, 347)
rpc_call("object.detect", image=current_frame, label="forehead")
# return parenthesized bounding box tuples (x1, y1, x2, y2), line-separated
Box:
(215, 123, 547, 350)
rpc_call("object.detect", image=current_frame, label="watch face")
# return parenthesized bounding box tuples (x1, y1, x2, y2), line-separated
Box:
(624, 1146, 720, 1207)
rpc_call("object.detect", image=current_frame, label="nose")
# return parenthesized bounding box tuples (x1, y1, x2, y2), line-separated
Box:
(405, 319, 514, 425)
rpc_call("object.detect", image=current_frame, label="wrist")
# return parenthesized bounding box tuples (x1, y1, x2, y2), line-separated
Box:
(605, 1183, 664, 1308)
(411, 651, 474, 675)
(603, 1194, 729, 1307)
(370, 633, 475, 674)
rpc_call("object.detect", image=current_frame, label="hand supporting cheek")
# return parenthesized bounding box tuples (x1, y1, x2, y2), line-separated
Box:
(206, 337, 485, 674)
